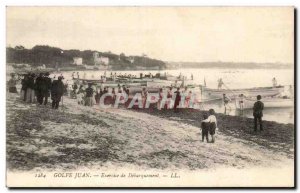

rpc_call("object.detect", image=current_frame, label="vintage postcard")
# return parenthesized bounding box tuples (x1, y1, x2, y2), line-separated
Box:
(6, 7, 295, 187)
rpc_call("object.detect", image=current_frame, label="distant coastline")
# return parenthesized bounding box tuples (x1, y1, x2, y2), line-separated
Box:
(7, 62, 293, 74)
(166, 62, 294, 69)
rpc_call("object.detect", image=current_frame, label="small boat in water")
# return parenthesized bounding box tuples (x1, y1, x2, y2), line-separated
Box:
(202, 86, 285, 98)
(235, 97, 294, 109)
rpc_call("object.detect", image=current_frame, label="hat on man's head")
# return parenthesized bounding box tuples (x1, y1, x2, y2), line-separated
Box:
(257, 95, 262, 100)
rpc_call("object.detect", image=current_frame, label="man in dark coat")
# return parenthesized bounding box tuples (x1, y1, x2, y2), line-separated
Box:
(85, 83, 94, 106)
(253, 95, 264, 132)
(174, 87, 181, 113)
(51, 76, 64, 109)
(26, 73, 36, 103)
(21, 74, 28, 101)
(43, 72, 52, 105)
(35, 73, 44, 104)
(201, 113, 210, 142)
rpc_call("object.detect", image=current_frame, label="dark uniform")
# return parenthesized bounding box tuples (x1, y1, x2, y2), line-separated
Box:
(201, 121, 210, 142)
(26, 74, 35, 103)
(21, 75, 28, 101)
(85, 86, 94, 106)
(51, 78, 64, 109)
(27, 75, 35, 90)
(43, 75, 52, 105)
(95, 90, 101, 104)
(253, 100, 264, 131)
(35, 74, 44, 104)
(174, 90, 181, 112)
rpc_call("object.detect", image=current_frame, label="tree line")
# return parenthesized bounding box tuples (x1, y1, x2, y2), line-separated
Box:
(6, 45, 166, 70)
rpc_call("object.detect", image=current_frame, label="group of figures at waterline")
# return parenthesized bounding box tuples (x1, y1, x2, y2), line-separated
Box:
(8, 69, 294, 121)
(70, 70, 294, 118)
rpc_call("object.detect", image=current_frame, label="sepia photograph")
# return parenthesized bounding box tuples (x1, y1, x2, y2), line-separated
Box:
(5, 6, 295, 187)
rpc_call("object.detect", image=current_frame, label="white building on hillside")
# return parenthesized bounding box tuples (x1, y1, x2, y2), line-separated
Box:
(129, 56, 135, 64)
(93, 52, 109, 66)
(73, 57, 83, 65)
(99, 56, 109, 65)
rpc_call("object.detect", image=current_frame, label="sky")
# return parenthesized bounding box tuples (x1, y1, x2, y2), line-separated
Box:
(6, 7, 294, 63)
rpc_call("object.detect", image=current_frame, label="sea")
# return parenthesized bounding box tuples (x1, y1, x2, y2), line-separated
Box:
(53, 68, 294, 124)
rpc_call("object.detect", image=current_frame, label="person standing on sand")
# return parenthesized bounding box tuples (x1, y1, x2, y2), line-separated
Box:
(85, 83, 94, 107)
(112, 87, 117, 104)
(223, 93, 231, 114)
(26, 73, 36, 103)
(174, 87, 181, 113)
(20, 74, 28, 101)
(187, 91, 194, 108)
(167, 87, 173, 109)
(7, 73, 18, 93)
(95, 87, 101, 104)
(141, 87, 148, 108)
(238, 94, 245, 112)
(35, 73, 44, 105)
(208, 109, 217, 143)
(157, 88, 163, 110)
(51, 76, 64, 109)
(43, 72, 52, 105)
(201, 113, 210, 142)
(72, 82, 78, 98)
(253, 95, 264, 132)
(182, 87, 189, 108)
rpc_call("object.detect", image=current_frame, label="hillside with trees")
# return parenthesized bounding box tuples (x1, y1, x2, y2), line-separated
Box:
(6, 45, 167, 70)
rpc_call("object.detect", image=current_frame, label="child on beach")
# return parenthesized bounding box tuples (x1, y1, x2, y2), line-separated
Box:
(223, 94, 231, 114)
(208, 109, 217, 143)
(201, 113, 210, 142)
(157, 88, 163, 110)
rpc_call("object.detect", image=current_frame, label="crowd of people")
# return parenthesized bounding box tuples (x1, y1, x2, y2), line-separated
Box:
(7, 71, 273, 144)
(70, 80, 198, 111)
(7, 72, 67, 109)
(70, 82, 131, 106)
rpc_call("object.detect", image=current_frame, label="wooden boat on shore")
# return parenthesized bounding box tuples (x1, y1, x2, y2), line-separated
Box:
(202, 86, 284, 98)
(72, 77, 194, 89)
(235, 97, 294, 109)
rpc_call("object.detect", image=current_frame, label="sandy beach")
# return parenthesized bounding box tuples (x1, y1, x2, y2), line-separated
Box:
(6, 92, 294, 172)
(5, 6, 295, 187)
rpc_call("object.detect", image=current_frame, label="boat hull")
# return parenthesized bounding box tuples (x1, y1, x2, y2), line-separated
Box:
(235, 97, 294, 109)
(202, 86, 284, 98)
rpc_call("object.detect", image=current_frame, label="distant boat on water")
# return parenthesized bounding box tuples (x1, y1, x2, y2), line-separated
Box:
(202, 86, 285, 98)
